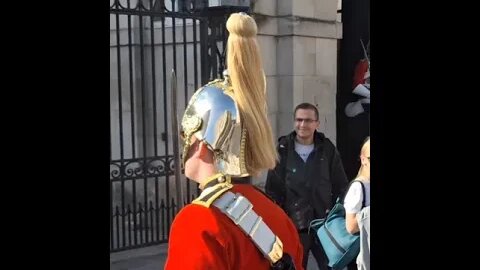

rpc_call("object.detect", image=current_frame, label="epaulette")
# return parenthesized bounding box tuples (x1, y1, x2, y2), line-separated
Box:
(192, 173, 233, 207)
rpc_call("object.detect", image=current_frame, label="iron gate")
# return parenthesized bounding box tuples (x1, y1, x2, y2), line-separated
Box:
(109, 0, 248, 252)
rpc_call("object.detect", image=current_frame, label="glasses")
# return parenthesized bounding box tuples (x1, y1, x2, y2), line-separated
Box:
(295, 118, 317, 124)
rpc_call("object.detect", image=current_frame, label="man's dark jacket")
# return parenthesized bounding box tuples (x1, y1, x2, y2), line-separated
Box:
(265, 131, 348, 230)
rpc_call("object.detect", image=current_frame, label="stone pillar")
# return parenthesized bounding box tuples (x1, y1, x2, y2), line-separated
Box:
(252, 0, 342, 187)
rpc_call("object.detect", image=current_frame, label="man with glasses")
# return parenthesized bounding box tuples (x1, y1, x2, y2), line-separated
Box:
(266, 102, 349, 270)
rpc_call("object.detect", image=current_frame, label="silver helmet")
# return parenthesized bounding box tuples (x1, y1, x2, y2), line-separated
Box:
(181, 72, 248, 177)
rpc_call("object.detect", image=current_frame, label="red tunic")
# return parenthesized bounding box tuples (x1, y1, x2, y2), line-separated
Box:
(165, 184, 304, 270)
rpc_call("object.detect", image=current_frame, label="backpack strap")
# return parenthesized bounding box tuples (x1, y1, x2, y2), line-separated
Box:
(359, 181, 366, 208)
(340, 179, 366, 208)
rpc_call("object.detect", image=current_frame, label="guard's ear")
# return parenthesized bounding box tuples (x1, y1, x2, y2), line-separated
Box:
(197, 141, 213, 163)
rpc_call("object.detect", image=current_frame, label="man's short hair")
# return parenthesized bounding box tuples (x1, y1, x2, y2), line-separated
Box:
(294, 103, 319, 120)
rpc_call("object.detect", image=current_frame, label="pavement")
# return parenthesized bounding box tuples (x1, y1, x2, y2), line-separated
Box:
(110, 243, 323, 270)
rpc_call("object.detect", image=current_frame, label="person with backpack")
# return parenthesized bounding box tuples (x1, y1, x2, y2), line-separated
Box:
(344, 137, 370, 270)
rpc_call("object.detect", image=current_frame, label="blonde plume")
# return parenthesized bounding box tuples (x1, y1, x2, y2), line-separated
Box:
(226, 13, 277, 176)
